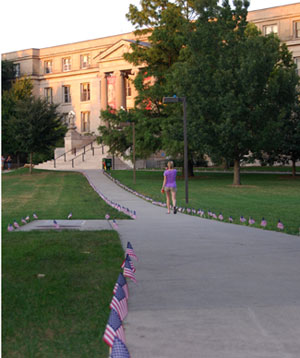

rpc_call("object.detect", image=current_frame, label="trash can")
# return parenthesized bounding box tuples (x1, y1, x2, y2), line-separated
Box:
(102, 158, 112, 170)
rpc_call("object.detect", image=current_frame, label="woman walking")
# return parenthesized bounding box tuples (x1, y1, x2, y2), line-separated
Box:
(161, 161, 177, 214)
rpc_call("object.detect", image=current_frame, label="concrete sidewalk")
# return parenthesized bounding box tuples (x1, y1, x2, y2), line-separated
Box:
(81, 170, 300, 358)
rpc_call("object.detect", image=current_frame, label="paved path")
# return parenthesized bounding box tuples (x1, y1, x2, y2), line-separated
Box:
(80, 170, 300, 358)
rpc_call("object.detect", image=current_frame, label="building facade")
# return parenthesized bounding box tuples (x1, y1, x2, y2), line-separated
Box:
(2, 3, 300, 142)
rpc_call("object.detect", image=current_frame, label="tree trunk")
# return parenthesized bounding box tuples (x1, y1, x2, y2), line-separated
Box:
(17, 153, 20, 168)
(292, 159, 296, 177)
(233, 159, 241, 185)
(29, 152, 33, 174)
(188, 159, 194, 177)
(222, 158, 229, 170)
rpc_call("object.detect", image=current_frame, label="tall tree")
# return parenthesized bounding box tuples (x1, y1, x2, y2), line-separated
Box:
(1, 60, 16, 93)
(171, 0, 298, 184)
(14, 96, 67, 173)
(2, 77, 33, 159)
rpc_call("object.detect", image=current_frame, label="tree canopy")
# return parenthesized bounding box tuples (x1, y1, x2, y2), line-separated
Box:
(99, 0, 299, 183)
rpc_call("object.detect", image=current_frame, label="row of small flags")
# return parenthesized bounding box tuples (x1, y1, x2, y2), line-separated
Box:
(8, 212, 121, 231)
(103, 171, 286, 231)
(103, 242, 138, 358)
(7, 213, 38, 231)
(84, 172, 137, 219)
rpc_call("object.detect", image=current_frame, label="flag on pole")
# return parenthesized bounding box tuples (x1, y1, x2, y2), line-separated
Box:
(123, 258, 137, 284)
(7, 224, 14, 232)
(103, 309, 125, 348)
(125, 242, 139, 261)
(261, 218, 267, 227)
(110, 285, 128, 321)
(21, 218, 27, 224)
(33, 213, 38, 219)
(277, 220, 284, 230)
(121, 255, 136, 273)
(53, 220, 60, 229)
(111, 337, 130, 358)
(113, 273, 129, 299)
(13, 220, 20, 228)
(67, 212, 72, 219)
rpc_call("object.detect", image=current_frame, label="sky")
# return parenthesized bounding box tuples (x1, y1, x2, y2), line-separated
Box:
(1, 0, 299, 54)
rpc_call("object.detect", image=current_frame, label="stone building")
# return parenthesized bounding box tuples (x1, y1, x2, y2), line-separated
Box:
(2, 3, 300, 168)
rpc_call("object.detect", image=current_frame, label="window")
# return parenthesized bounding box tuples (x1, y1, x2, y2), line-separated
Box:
(44, 87, 53, 103)
(80, 83, 90, 101)
(126, 77, 132, 97)
(62, 57, 71, 71)
(81, 112, 90, 132)
(295, 58, 300, 76)
(62, 85, 71, 103)
(263, 24, 278, 35)
(44, 60, 52, 74)
(295, 21, 300, 38)
(13, 63, 20, 77)
(80, 54, 90, 69)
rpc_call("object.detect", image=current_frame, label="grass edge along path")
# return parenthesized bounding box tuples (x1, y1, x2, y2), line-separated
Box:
(2, 169, 129, 357)
(105, 170, 300, 236)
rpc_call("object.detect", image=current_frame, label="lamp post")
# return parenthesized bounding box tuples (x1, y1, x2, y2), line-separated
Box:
(163, 96, 188, 204)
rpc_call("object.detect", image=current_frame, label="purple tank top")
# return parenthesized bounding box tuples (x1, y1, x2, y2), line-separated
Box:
(164, 169, 177, 187)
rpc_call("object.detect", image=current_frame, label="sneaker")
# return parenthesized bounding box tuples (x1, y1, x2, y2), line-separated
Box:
(173, 207, 177, 214)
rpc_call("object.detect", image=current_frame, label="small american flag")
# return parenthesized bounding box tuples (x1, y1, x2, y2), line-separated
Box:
(67, 212, 72, 219)
(105, 214, 110, 220)
(125, 242, 139, 261)
(248, 217, 255, 225)
(113, 272, 129, 299)
(111, 337, 130, 358)
(261, 218, 267, 227)
(103, 309, 125, 348)
(53, 220, 60, 229)
(21, 218, 27, 225)
(33, 213, 38, 219)
(277, 220, 284, 230)
(218, 213, 224, 221)
(13, 220, 19, 228)
(240, 216, 246, 223)
(110, 285, 128, 321)
(229, 216, 233, 222)
(112, 219, 119, 229)
(121, 255, 136, 273)
(123, 258, 137, 284)
(7, 224, 14, 232)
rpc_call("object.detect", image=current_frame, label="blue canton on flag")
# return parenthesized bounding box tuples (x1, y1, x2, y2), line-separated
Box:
(103, 309, 125, 348)
(111, 337, 130, 358)
(114, 272, 129, 299)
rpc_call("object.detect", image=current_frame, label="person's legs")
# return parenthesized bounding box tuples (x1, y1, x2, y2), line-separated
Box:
(166, 190, 171, 213)
(171, 190, 177, 213)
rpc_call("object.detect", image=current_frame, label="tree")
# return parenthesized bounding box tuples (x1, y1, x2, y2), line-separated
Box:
(171, 0, 299, 184)
(14, 96, 67, 173)
(1, 60, 16, 93)
(124, 1, 208, 175)
(2, 77, 33, 161)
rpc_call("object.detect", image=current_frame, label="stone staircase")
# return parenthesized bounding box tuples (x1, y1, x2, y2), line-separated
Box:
(34, 142, 132, 171)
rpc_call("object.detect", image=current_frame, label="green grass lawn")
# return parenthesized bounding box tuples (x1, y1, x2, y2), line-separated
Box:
(2, 169, 127, 357)
(109, 170, 300, 235)
(2, 168, 128, 228)
(195, 165, 300, 172)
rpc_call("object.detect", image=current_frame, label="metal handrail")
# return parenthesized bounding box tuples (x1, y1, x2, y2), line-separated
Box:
(54, 140, 96, 168)
(71, 143, 100, 168)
